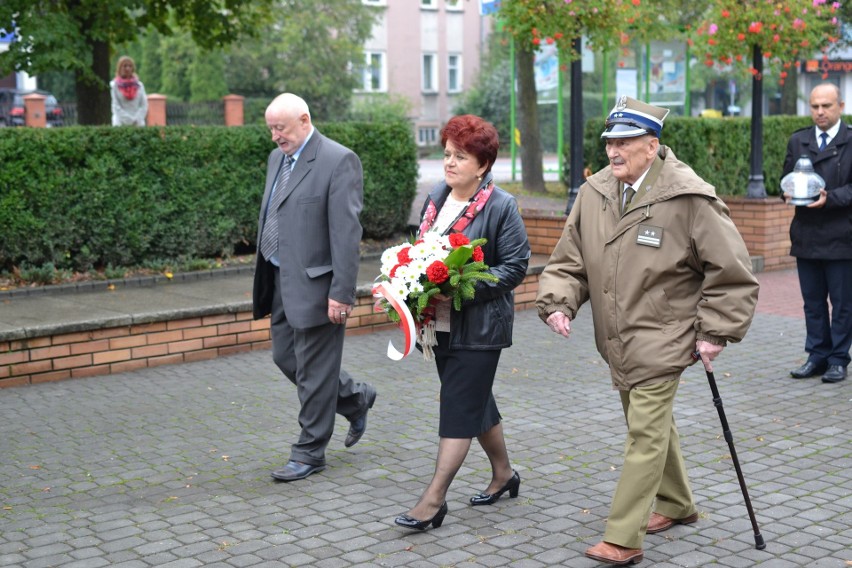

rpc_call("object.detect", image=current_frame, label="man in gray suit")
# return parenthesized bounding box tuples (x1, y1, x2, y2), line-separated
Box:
(253, 93, 377, 482)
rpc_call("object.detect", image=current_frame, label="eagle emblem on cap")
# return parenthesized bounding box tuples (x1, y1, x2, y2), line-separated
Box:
(615, 95, 628, 111)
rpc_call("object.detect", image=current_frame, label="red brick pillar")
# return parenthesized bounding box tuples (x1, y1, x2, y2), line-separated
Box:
(722, 196, 796, 272)
(146, 94, 167, 126)
(223, 94, 244, 127)
(23, 93, 47, 128)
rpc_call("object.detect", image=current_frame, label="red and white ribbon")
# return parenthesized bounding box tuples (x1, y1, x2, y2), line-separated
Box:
(372, 281, 416, 360)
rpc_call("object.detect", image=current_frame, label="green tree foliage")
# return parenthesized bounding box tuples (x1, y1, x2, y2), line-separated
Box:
(349, 94, 413, 124)
(0, 0, 273, 125)
(452, 32, 512, 145)
(140, 28, 164, 94)
(108, 0, 375, 115)
(221, 0, 378, 120)
(160, 33, 194, 101)
(189, 52, 228, 103)
(496, 0, 676, 192)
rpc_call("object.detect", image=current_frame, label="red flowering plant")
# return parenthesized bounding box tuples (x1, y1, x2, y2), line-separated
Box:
(690, 0, 842, 80)
(374, 232, 498, 325)
(498, 0, 669, 61)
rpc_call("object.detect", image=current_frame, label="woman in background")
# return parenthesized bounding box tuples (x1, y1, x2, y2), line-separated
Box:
(110, 56, 148, 126)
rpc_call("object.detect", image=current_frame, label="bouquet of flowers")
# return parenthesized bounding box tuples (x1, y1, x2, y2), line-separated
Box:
(372, 232, 499, 359)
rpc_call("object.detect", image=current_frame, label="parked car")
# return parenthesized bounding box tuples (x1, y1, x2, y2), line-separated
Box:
(0, 88, 64, 127)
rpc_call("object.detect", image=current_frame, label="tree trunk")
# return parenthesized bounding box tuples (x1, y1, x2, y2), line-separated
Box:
(780, 65, 799, 115)
(515, 44, 546, 193)
(75, 38, 112, 126)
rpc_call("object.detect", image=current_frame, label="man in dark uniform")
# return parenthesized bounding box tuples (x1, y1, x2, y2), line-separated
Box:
(783, 83, 852, 384)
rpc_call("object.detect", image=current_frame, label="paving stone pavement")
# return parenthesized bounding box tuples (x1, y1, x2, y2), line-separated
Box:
(1, 271, 850, 568)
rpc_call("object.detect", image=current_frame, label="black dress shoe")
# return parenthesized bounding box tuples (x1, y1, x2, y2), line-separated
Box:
(270, 460, 325, 482)
(790, 361, 827, 379)
(345, 386, 377, 448)
(822, 365, 847, 383)
(394, 502, 448, 531)
(469, 470, 521, 506)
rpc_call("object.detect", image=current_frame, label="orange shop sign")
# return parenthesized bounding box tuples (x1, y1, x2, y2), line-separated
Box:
(803, 59, 852, 74)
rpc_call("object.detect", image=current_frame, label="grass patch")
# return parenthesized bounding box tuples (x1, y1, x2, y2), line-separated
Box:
(500, 181, 568, 199)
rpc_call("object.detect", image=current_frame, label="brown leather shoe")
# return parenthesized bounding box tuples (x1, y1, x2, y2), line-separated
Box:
(646, 511, 699, 534)
(585, 541, 643, 565)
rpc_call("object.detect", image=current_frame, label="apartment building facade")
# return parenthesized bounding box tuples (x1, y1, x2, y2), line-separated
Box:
(357, 0, 492, 146)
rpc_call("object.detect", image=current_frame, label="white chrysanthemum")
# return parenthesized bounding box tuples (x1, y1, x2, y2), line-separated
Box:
(391, 282, 409, 298)
(409, 257, 430, 275)
(394, 264, 420, 287)
(381, 244, 406, 264)
(409, 234, 449, 259)
(380, 244, 409, 276)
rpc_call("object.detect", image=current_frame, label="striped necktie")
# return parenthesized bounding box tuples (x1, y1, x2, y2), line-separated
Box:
(259, 154, 293, 262)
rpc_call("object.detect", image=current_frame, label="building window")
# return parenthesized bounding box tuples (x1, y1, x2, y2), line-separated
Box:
(421, 0, 437, 9)
(359, 51, 386, 92)
(445, 0, 463, 10)
(422, 53, 437, 93)
(418, 127, 439, 146)
(447, 54, 461, 93)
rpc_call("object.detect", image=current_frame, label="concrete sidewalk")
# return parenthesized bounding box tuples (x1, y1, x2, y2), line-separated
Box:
(1, 269, 850, 567)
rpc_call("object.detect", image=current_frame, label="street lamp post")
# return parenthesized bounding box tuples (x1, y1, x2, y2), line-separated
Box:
(566, 36, 584, 213)
(747, 44, 767, 198)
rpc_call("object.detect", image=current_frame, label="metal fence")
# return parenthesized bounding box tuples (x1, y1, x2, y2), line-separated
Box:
(165, 100, 225, 126)
(59, 103, 77, 126)
(52, 101, 226, 127)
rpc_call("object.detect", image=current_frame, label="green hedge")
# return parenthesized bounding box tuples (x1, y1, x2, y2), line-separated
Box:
(0, 122, 417, 272)
(579, 115, 850, 196)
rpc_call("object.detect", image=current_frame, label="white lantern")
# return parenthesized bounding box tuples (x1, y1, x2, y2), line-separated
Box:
(780, 156, 824, 206)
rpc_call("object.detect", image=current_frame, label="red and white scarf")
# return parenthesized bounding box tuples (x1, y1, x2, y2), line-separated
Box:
(418, 180, 494, 237)
(115, 76, 140, 101)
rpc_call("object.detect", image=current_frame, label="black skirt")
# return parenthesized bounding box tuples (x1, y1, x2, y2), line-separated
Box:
(433, 332, 503, 438)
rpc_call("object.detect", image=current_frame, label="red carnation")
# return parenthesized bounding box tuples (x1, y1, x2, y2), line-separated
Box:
(448, 233, 470, 248)
(426, 261, 449, 284)
(472, 246, 484, 262)
(397, 247, 412, 264)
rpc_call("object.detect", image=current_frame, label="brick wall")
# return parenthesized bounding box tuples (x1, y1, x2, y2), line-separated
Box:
(0, 313, 271, 388)
(0, 200, 794, 388)
(522, 212, 565, 256)
(522, 198, 796, 272)
(0, 273, 543, 388)
(723, 197, 795, 271)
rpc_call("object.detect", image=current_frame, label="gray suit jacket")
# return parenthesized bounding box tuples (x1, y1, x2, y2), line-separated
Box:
(252, 130, 364, 329)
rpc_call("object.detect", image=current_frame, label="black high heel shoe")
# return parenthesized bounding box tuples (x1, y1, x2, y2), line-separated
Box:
(394, 502, 448, 531)
(469, 470, 520, 506)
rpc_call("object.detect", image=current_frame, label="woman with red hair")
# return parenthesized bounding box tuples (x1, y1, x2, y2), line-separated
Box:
(394, 115, 530, 531)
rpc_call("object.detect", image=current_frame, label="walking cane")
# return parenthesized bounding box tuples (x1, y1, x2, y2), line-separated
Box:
(692, 351, 766, 550)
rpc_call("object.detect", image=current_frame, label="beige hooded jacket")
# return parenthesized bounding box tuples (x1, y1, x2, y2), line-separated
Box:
(536, 146, 759, 390)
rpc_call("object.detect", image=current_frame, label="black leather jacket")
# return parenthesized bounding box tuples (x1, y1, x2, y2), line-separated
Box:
(419, 173, 531, 350)
(782, 122, 852, 260)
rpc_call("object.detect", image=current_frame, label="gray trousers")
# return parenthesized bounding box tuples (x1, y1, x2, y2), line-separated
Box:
(270, 270, 370, 465)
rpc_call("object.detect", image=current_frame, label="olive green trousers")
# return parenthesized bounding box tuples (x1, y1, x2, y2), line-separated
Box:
(603, 377, 697, 549)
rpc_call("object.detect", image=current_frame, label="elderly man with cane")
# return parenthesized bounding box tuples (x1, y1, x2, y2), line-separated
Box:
(536, 96, 760, 565)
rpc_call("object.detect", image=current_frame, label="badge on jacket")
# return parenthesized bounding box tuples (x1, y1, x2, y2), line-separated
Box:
(637, 224, 663, 248)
